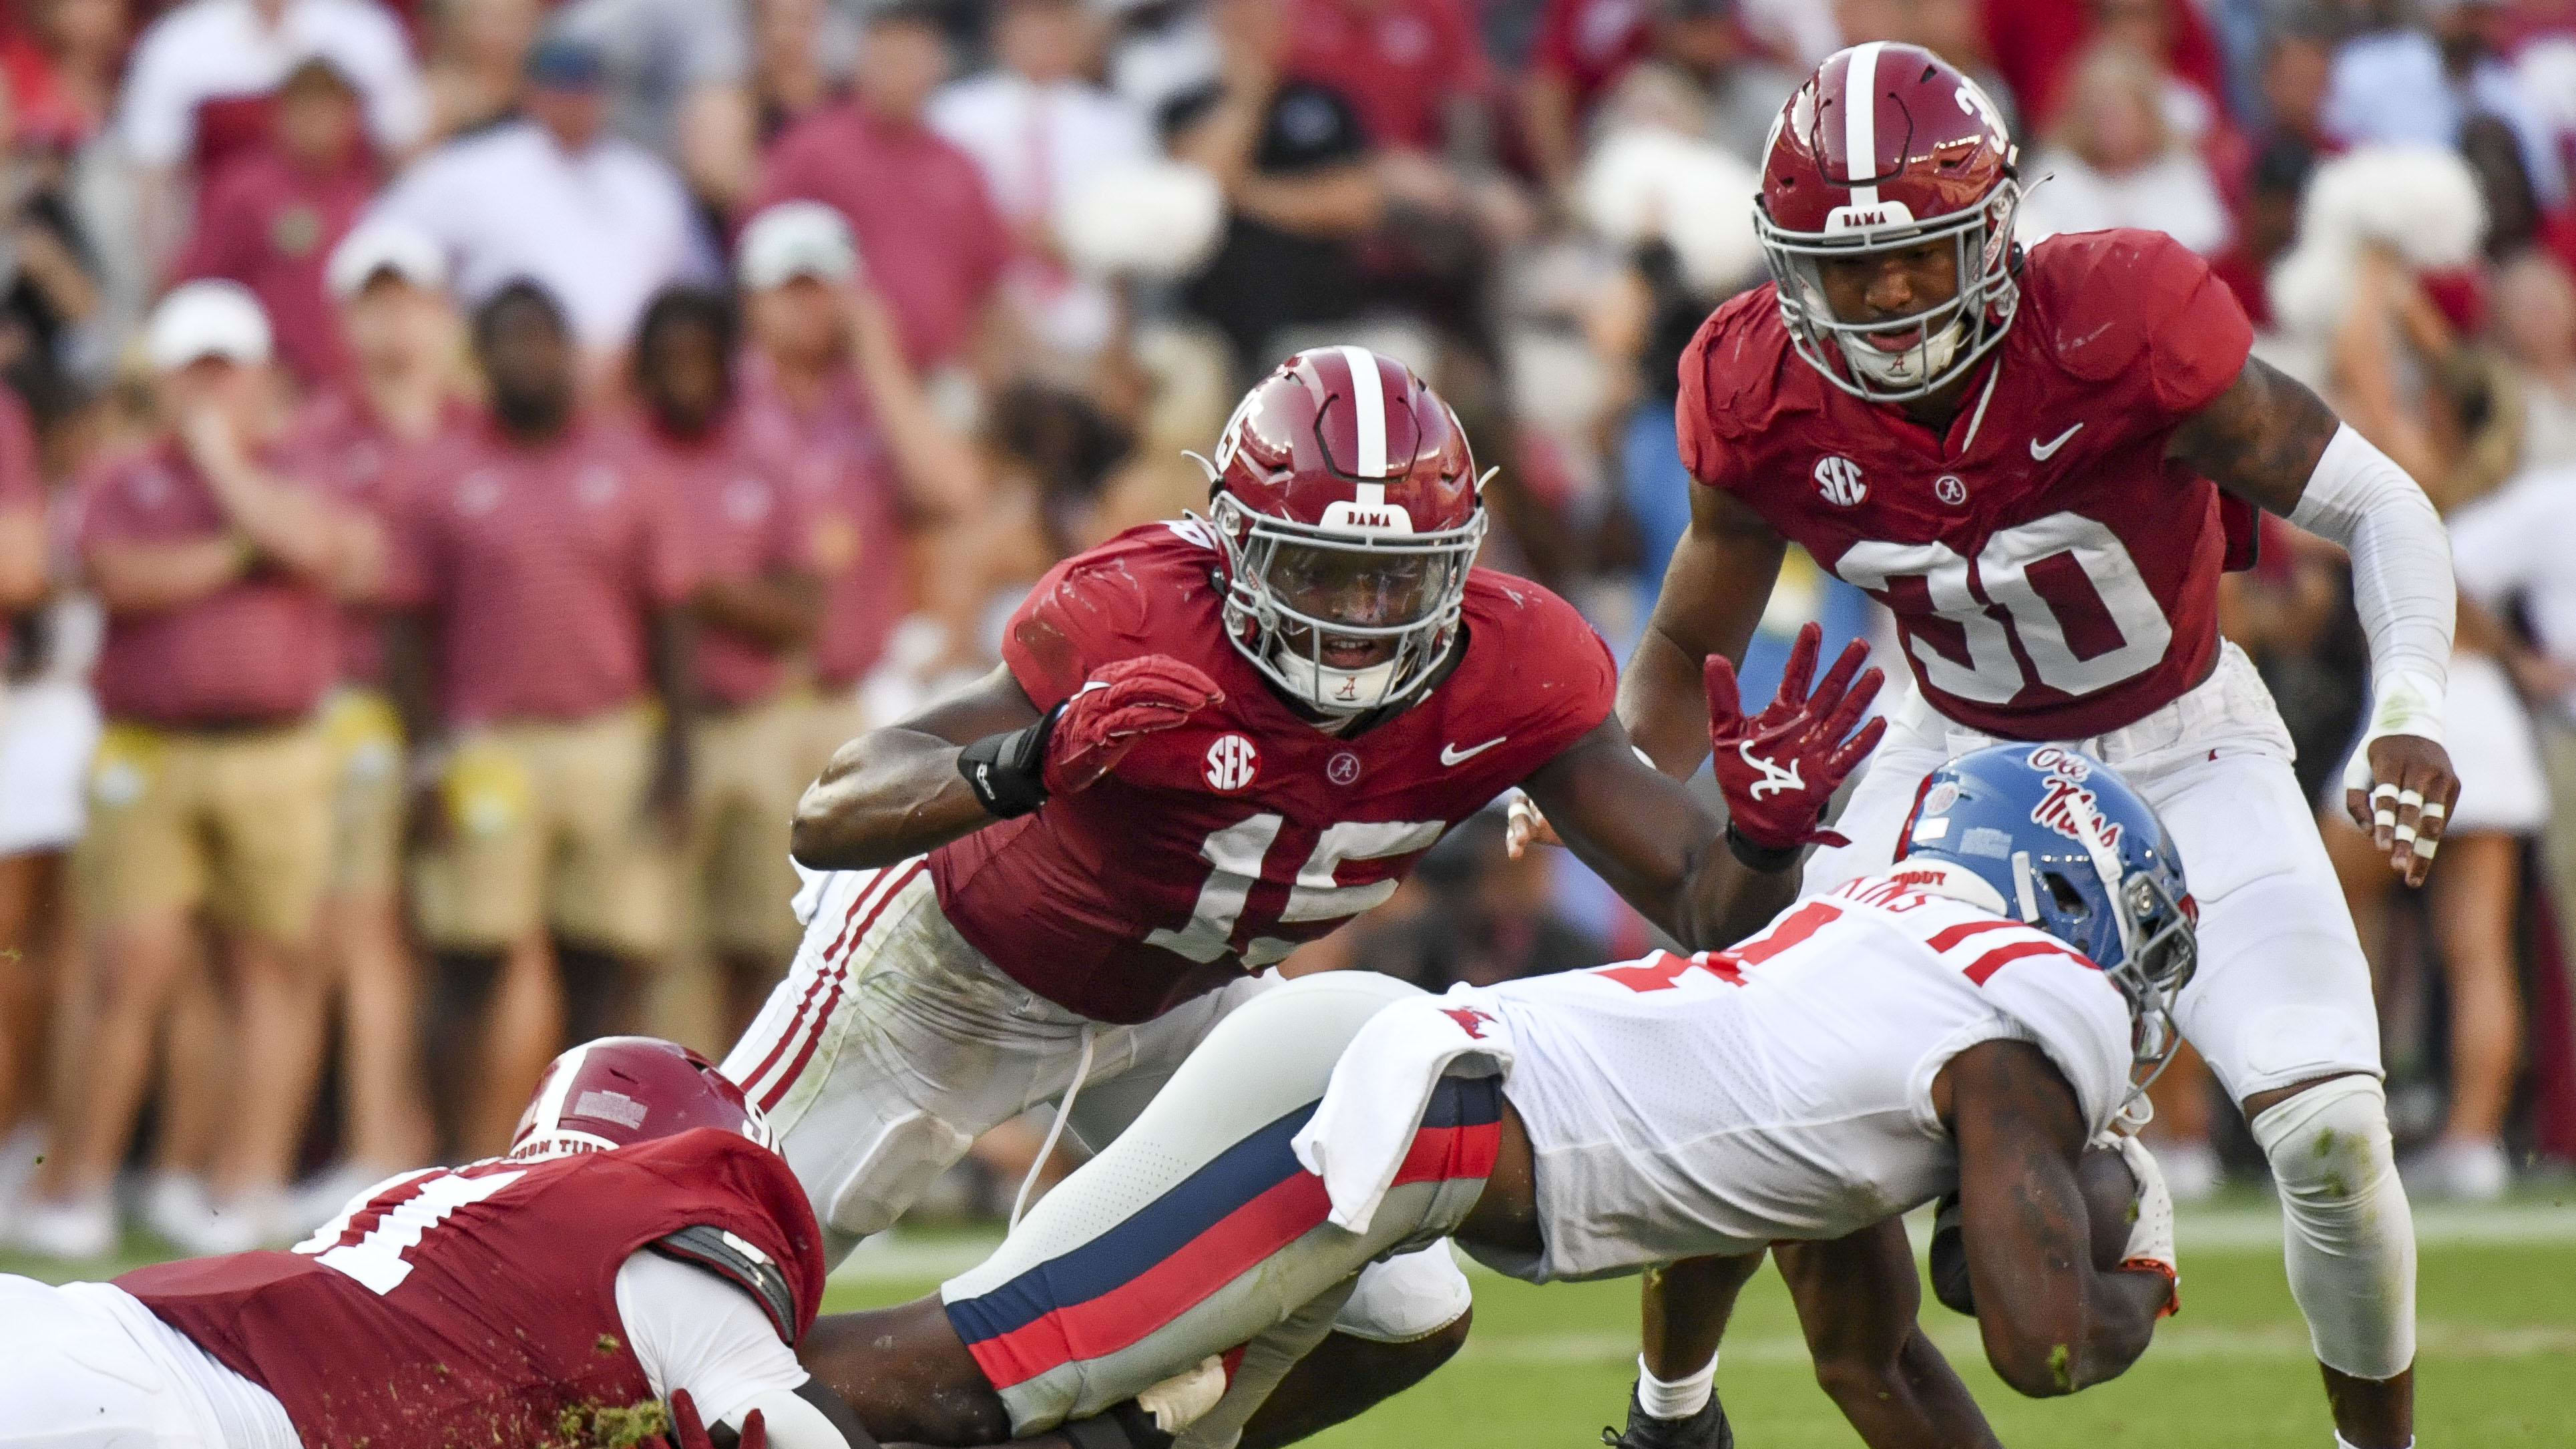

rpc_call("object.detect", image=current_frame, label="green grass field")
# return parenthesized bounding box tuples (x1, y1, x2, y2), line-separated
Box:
(10, 1193, 2574, 1446)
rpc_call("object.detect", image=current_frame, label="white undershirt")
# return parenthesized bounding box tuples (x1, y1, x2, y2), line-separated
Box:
(614, 1249, 817, 1430)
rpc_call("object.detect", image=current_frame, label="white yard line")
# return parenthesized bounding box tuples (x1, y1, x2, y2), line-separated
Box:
(828, 1202, 2576, 1285)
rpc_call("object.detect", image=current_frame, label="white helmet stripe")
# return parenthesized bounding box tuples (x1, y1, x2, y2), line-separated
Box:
(1842, 41, 1885, 209)
(1337, 344, 1388, 476)
(527, 1040, 592, 1140)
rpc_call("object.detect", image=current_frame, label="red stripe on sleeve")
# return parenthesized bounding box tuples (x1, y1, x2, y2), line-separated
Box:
(1926, 918, 2020, 954)
(1962, 939, 2083, 985)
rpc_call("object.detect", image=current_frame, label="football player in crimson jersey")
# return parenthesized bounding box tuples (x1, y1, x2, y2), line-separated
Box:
(728, 345, 1888, 1446)
(784, 745, 2192, 1449)
(1524, 40, 2456, 1449)
(0, 1038, 877, 1449)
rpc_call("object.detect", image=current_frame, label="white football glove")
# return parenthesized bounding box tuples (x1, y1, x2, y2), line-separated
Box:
(2097, 1130, 2179, 1314)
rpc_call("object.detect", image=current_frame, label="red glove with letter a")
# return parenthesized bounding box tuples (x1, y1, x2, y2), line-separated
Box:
(1709, 622, 1886, 867)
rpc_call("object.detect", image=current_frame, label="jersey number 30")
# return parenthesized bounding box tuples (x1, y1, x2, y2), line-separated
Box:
(1835, 512, 2173, 704)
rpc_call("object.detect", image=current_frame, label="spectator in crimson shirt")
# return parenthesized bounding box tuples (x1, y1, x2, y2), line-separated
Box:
(1281, 0, 1490, 151)
(275, 217, 465, 1200)
(632, 285, 821, 1042)
(1520, 0, 1650, 194)
(175, 56, 381, 392)
(14, 282, 351, 1260)
(749, 1, 1014, 377)
(730, 202, 982, 779)
(381, 281, 698, 1155)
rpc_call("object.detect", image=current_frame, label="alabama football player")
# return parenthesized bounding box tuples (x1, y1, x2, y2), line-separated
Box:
(792, 744, 2191, 1449)
(1558, 41, 2450, 1449)
(0, 1038, 873, 1449)
(728, 346, 1885, 1444)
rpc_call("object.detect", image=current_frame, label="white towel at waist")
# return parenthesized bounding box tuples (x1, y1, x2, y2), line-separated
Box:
(1291, 988, 1516, 1233)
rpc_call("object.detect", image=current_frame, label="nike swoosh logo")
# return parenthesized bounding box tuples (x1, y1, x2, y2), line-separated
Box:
(2029, 423, 2083, 461)
(1441, 737, 1507, 767)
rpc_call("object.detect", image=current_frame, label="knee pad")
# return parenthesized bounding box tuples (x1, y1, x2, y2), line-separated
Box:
(2249, 1075, 2417, 1380)
(1333, 1241, 1472, 1344)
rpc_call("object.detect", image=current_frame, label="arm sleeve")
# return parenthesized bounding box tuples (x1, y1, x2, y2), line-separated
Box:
(2288, 423, 2455, 735)
(613, 1249, 814, 1432)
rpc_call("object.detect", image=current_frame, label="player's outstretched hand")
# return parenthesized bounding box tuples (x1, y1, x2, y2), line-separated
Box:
(666, 1390, 765, 1449)
(2342, 733, 2459, 888)
(1045, 655, 1226, 795)
(1707, 623, 1886, 855)
(1600, 1382, 1734, 1449)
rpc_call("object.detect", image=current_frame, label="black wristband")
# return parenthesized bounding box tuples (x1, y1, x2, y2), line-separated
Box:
(957, 704, 1062, 819)
(1725, 821, 1803, 873)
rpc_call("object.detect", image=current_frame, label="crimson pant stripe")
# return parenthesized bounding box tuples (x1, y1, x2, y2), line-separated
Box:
(733, 866, 891, 1095)
(746, 863, 921, 1110)
(947, 1076, 1501, 1391)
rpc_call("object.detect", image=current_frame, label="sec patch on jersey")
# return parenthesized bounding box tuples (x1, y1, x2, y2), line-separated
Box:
(1928, 1143, 2139, 1316)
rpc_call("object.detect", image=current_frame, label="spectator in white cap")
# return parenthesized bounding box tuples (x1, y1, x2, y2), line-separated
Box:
(272, 218, 467, 1216)
(732, 200, 982, 776)
(11, 280, 354, 1258)
(363, 32, 714, 367)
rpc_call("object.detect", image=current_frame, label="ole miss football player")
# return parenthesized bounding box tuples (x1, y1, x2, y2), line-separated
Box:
(0, 1038, 874, 1449)
(1566, 41, 2452, 1449)
(726, 346, 1887, 1444)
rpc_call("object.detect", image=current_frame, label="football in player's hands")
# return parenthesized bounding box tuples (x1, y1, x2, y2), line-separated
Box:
(1928, 1144, 2138, 1315)
(1045, 655, 1226, 795)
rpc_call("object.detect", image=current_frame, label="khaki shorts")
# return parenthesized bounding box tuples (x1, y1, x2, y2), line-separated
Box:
(691, 696, 809, 958)
(323, 688, 407, 897)
(75, 716, 332, 944)
(410, 707, 675, 958)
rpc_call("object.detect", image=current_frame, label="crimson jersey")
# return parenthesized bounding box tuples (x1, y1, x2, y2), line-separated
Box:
(1679, 229, 2258, 740)
(116, 1130, 825, 1449)
(930, 520, 1616, 1024)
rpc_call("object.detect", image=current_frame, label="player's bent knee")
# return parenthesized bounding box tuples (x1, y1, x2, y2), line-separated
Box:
(1331, 1243, 1472, 1343)
(2249, 1073, 2418, 1381)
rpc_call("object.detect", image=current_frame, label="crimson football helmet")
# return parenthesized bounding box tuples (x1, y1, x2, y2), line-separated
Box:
(1195, 347, 1488, 715)
(1755, 41, 2022, 401)
(508, 1036, 775, 1161)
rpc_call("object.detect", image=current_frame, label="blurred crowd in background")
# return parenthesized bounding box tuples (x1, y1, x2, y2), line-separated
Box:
(0, 0, 2572, 1259)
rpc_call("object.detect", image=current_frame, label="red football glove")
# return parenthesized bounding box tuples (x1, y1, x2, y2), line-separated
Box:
(667, 1390, 765, 1449)
(1043, 654, 1227, 795)
(1709, 622, 1887, 855)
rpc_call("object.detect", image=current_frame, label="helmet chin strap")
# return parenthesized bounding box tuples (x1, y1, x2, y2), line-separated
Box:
(1271, 645, 1400, 716)
(1840, 315, 1966, 389)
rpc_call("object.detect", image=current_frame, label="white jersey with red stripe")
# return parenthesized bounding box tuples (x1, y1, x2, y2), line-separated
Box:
(1456, 871, 2137, 1283)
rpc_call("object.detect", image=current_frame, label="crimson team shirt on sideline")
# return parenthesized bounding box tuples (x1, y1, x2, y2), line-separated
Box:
(380, 417, 697, 727)
(652, 409, 816, 710)
(173, 147, 378, 391)
(77, 439, 339, 726)
(927, 520, 1616, 1025)
(0, 385, 35, 511)
(1677, 228, 2258, 742)
(736, 356, 908, 691)
(281, 388, 468, 686)
(1283, 0, 1491, 149)
(749, 104, 1012, 371)
(118, 1130, 825, 1449)
(1528, 0, 1653, 116)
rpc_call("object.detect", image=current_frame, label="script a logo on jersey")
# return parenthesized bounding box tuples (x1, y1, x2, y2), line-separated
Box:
(1204, 733, 1261, 792)
(2027, 747, 2125, 850)
(1813, 456, 1866, 507)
